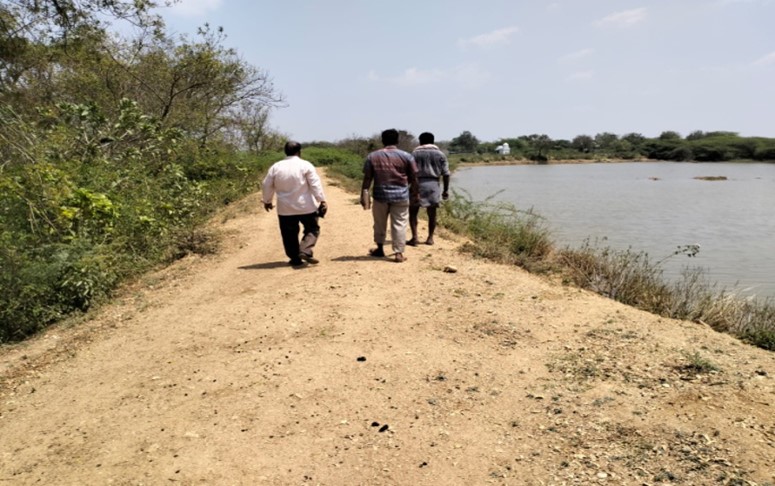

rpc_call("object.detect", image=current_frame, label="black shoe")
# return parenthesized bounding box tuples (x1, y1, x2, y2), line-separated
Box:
(368, 248, 385, 257)
(299, 253, 319, 264)
(288, 259, 304, 266)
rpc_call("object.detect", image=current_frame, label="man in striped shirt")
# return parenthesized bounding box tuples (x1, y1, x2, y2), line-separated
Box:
(361, 129, 419, 263)
(408, 131, 450, 246)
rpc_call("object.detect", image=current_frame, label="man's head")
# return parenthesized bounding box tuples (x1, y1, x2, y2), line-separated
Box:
(419, 132, 435, 145)
(284, 141, 302, 156)
(381, 129, 399, 147)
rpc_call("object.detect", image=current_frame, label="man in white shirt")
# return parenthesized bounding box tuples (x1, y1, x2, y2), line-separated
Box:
(262, 141, 328, 266)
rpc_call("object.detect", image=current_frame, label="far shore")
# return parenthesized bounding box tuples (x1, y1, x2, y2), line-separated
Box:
(456, 157, 651, 167)
(455, 157, 773, 167)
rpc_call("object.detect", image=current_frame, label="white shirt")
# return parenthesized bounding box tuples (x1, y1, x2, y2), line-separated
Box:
(262, 156, 326, 216)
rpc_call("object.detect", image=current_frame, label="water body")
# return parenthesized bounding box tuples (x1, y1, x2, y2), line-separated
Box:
(452, 162, 775, 299)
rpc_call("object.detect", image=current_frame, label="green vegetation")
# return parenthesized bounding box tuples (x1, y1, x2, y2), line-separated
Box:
(440, 190, 553, 273)
(678, 351, 720, 375)
(445, 130, 775, 163)
(0, 1, 284, 342)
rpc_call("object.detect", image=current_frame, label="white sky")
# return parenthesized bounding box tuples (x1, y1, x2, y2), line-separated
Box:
(158, 0, 775, 143)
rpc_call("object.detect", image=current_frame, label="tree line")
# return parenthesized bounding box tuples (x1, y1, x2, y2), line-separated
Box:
(445, 130, 775, 162)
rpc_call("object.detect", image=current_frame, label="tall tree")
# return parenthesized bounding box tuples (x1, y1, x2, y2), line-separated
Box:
(572, 134, 594, 153)
(449, 130, 479, 153)
(126, 24, 285, 147)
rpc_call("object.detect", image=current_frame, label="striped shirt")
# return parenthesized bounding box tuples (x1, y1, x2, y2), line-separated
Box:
(363, 146, 418, 203)
(412, 144, 450, 179)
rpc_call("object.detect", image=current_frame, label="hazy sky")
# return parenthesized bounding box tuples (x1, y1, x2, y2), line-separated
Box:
(156, 0, 775, 143)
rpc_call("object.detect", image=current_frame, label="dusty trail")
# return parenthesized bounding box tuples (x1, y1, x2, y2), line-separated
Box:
(1, 172, 773, 485)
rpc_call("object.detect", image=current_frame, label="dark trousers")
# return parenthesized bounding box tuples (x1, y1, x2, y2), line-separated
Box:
(278, 212, 320, 261)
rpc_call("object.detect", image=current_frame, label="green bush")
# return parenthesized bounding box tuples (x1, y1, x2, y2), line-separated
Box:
(0, 100, 277, 343)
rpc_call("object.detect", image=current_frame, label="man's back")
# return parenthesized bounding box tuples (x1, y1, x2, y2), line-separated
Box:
(364, 147, 417, 202)
(263, 156, 325, 215)
(412, 144, 449, 179)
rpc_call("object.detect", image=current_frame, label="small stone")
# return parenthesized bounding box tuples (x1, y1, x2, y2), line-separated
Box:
(357, 356, 367, 362)
(597, 472, 608, 479)
(443, 266, 458, 273)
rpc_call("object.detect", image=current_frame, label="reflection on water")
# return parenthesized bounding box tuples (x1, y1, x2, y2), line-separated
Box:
(452, 162, 775, 298)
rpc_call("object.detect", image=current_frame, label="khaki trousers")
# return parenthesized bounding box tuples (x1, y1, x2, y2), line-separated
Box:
(372, 199, 409, 254)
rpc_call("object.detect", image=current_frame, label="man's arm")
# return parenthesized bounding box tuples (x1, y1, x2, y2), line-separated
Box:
(361, 159, 373, 209)
(262, 168, 275, 211)
(440, 153, 450, 200)
(407, 156, 420, 205)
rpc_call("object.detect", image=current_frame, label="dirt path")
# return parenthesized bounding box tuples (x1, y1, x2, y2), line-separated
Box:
(1, 172, 773, 485)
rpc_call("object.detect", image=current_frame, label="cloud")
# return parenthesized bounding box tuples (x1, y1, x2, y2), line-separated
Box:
(367, 64, 491, 89)
(168, 0, 224, 17)
(452, 64, 493, 89)
(458, 26, 519, 49)
(559, 48, 595, 63)
(753, 51, 775, 66)
(716, 0, 774, 5)
(596, 7, 647, 27)
(567, 70, 595, 81)
(367, 68, 444, 86)
(393, 68, 446, 86)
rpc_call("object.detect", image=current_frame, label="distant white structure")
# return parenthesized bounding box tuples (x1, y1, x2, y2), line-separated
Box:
(495, 142, 510, 155)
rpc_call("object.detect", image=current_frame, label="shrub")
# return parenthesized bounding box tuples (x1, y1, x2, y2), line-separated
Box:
(440, 190, 553, 271)
(558, 240, 775, 350)
(558, 239, 675, 312)
(0, 100, 278, 342)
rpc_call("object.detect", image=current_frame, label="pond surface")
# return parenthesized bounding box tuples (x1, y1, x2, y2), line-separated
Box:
(452, 162, 775, 299)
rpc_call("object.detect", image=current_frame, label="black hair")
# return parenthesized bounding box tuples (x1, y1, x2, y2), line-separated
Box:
(381, 129, 399, 146)
(419, 132, 435, 144)
(284, 141, 302, 156)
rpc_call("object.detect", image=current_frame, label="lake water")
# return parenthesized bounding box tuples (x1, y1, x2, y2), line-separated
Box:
(452, 162, 775, 299)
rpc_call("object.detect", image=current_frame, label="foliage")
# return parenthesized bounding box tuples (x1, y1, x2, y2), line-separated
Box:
(440, 190, 553, 272)
(558, 241, 775, 350)
(305, 146, 364, 191)
(678, 351, 720, 375)
(442, 129, 775, 163)
(448, 131, 480, 154)
(0, 2, 284, 342)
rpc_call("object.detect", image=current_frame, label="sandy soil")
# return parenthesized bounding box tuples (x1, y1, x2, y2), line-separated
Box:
(1, 172, 773, 486)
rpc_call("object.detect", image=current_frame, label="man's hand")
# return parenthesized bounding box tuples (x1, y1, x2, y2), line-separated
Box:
(360, 189, 371, 209)
(317, 201, 328, 218)
(263, 202, 274, 212)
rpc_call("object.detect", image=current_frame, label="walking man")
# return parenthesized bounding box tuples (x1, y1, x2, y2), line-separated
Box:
(361, 128, 419, 263)
(262, 141, 328, 266)
(408, 132, 449, 246)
